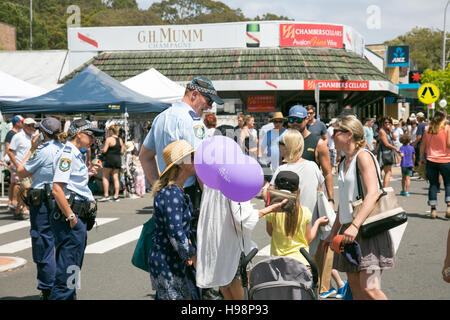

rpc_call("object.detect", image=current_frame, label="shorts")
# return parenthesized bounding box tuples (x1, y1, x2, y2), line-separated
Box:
(221, 253, 253, 288)
(401, 167, 413, 177)
(104, 156, 122, 169)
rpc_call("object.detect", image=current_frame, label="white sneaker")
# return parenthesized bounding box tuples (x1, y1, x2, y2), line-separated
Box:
(98, 196, 111, 202)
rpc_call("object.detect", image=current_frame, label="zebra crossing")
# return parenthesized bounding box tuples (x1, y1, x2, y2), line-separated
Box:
(0, 217, 143, 255)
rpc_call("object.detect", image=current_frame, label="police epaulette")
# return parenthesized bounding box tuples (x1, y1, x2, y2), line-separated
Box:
(63, 145, 72, 153)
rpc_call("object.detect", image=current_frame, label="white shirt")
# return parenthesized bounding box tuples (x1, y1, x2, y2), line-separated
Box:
(327, 126, 335, 149)
(196, 186, 258, 288)
(143, 101, 206, 187)
(9, 130, 31, 169)
(53, 141, 94, 202)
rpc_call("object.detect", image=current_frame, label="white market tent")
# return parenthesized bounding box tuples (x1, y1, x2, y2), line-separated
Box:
(0, 70, 48, 102)
(121, 68, 185, 104)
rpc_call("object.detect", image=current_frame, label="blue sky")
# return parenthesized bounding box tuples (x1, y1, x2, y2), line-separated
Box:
(136, 0, 446, 44)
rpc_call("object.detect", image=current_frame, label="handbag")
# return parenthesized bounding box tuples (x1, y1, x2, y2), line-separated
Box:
(352, 150, 407, 238)
(317, 191, 336, 234)
(131, 216, 155, 272)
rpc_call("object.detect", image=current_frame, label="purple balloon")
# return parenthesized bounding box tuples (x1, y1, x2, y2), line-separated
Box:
(217, 155, 264, 202)
(194, 136, 243, 189)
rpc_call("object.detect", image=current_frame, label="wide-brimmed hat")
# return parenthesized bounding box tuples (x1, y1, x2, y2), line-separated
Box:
(68, 119, 104, 137)
(159, 140, 195, 179)
(187, 77, 224, 105)
(271, 112, 285, 121)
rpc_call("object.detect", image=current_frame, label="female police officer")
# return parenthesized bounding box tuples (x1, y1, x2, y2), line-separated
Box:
(49, 119, 104, 300)
(17, 117, 65, 300)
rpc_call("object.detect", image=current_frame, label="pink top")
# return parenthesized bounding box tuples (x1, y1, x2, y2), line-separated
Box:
(425, 126, 450, 163)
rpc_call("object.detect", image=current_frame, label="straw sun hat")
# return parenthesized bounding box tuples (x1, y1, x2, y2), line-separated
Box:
(159, 140, 195, 179)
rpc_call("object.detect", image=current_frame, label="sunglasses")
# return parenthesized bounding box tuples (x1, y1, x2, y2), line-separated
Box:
(279, 141, 285, 146)
(272, 119, 284, 124)
(288, 117, 305, 124)
(384, 122, 392, 125)
(307, 111, 314, 115)
(332, 129, 349, 136)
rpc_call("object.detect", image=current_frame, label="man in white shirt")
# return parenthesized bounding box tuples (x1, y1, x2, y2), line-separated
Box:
(8, 118, 36, 219)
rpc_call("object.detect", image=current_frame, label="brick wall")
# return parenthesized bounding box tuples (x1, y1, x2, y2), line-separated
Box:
(0, 23, 16, 50)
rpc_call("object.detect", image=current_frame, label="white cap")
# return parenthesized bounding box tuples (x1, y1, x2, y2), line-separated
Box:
(23, 118, 36, 125)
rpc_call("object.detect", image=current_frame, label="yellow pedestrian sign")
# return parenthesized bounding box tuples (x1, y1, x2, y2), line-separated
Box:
(418, 83, 439, 105)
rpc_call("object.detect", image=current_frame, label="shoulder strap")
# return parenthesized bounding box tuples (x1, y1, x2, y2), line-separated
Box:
(267, 131, 272, 157)
(355, 150, 383, 201)
(227, 199, 245, 252)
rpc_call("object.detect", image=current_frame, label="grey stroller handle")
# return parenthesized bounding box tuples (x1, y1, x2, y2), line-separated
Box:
(300, 248, 319, 288)
(240, 248, 259, 299)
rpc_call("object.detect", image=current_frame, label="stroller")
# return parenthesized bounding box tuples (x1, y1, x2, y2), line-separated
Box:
(240, 248, 319, 300)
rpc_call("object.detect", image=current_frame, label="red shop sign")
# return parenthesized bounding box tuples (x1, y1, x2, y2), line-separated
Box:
(305, 80, 369, 91)
(247, 95, 276, 112)
(280, 24, 343, 48)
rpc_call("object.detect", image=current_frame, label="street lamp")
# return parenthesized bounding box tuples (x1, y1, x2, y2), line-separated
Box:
(443, 0, 450, 69)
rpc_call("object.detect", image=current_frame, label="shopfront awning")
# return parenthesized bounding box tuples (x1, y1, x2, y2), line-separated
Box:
(60, 47, 397, 107)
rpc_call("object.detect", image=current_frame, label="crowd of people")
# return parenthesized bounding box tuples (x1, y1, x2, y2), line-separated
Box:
(1, 75, 449, 300)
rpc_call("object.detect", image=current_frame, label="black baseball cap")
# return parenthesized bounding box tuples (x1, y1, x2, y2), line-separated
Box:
(275, 171, 299, 192)
(187, 77, 224, 105)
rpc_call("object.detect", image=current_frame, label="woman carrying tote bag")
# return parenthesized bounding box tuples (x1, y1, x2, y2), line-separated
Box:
(324, 116, 395, 300)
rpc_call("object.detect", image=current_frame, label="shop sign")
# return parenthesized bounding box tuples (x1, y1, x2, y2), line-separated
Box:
(247, 95, 276, 112)
(280, 24, 343, 48)
(304, 80, 369, 91)
(387, 46, 409, 67)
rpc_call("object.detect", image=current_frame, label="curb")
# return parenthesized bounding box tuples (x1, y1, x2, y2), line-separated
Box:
(0, 256, 27, 273)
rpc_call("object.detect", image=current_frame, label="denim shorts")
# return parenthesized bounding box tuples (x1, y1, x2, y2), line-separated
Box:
(401, 167, 413, 177)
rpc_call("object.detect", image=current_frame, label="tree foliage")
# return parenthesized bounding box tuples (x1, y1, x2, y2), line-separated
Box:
(385, 27, 446, 71)
(420, 66, 450, 112)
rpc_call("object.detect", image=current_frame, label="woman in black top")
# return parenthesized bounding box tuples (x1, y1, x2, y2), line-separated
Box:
(99, 124, 124, 202)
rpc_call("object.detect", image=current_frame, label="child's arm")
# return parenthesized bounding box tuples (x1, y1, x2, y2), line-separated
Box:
(305, 216, 329, 244)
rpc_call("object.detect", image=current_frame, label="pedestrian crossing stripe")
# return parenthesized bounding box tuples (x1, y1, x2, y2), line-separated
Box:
(0, 218, 119, 254)
(84, 226, 143, 254)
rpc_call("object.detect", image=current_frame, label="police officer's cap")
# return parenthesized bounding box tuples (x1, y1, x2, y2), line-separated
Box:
(39, 117, 62, 135)
(69, 119, 104, 137)
(186, 77, 224, 105)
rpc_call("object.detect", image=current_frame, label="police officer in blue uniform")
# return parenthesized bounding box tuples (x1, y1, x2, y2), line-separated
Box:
(49, 119, 104, 300)
(17, 117, 65, 300)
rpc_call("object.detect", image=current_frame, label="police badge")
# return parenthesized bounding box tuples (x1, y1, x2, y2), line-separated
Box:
(193, 125, 205, 139)
(59, 158, 71, 172)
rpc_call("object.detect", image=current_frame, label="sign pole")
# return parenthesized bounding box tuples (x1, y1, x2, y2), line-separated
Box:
(315, 84, 320, 120)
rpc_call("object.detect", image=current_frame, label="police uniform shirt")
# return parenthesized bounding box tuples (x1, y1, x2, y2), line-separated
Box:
(24, 140, 64, 190)
(53, 141, 94, 202)
(143, 101, 206, 187)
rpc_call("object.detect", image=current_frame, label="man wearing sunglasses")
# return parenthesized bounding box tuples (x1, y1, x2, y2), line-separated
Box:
(287, 105, 334, 209)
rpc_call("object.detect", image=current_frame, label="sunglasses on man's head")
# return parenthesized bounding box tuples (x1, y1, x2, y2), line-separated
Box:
(288, 117, 305, 124)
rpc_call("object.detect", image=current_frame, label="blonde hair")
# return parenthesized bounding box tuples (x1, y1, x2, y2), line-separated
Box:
(281, 129, 304, 163)
(335, 115, 366, 149)
(109, 124, 120, 136)
(278, 190, 302, 239)
(151, 165, 180, 197)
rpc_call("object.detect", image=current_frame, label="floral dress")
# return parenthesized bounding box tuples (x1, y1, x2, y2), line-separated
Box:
(149, 185, 196, 300)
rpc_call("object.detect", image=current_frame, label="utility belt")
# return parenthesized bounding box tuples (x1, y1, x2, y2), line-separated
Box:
(54, 192, 97, 231)
(24, 184, 53, 211)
